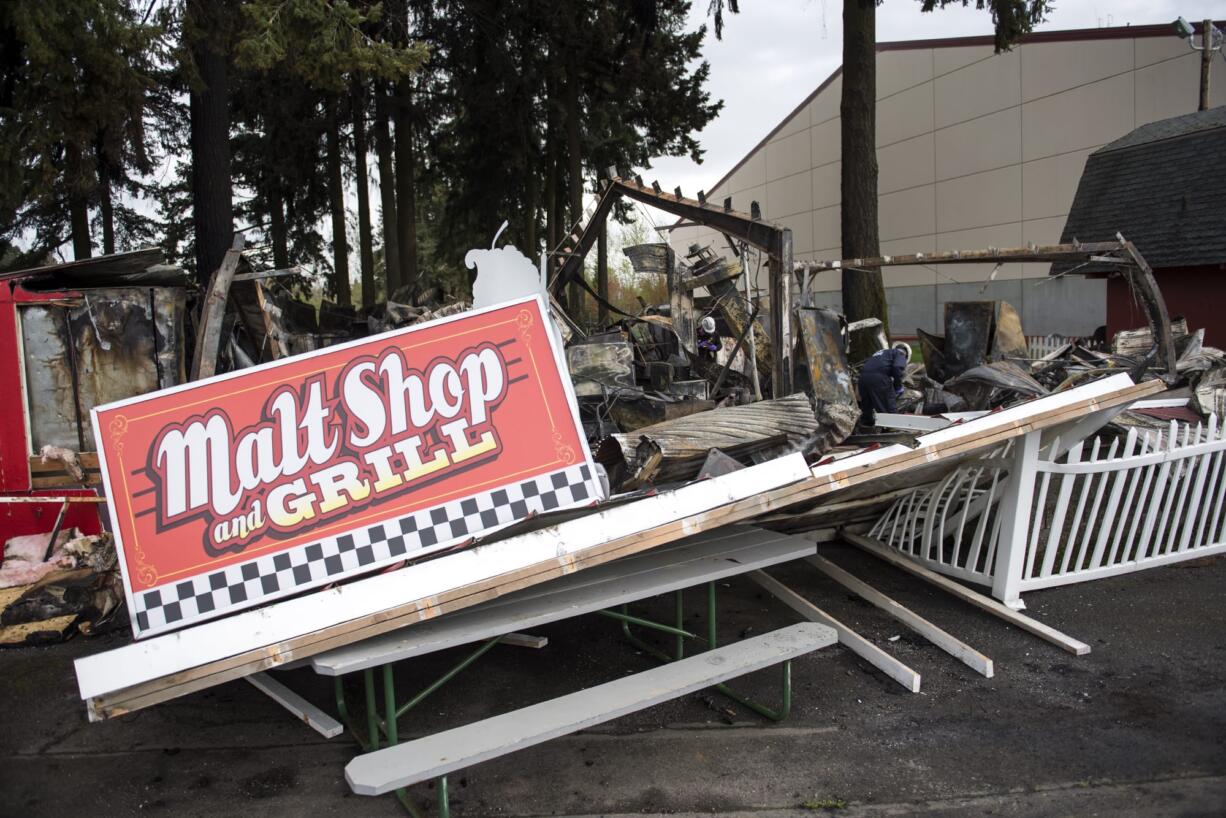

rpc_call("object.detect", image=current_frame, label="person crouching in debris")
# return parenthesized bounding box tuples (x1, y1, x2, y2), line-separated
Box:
(858, 342, 910, 427)
(697, 315, 721, 362)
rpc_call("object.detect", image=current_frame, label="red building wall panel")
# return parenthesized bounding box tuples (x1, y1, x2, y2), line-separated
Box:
(1106, 266, 1226, 350)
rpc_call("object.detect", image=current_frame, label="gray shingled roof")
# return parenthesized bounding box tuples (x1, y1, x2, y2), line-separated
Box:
(1056, 107, 1226, 273)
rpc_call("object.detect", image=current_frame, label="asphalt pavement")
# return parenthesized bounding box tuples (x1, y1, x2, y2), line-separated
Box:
(1, 542, 1223, 817)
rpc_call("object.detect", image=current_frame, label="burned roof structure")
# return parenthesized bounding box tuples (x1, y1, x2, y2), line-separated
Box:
(1057, 107, 1226, 274)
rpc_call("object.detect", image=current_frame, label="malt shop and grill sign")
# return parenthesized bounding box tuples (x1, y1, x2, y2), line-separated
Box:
(92, 296, 599, 638)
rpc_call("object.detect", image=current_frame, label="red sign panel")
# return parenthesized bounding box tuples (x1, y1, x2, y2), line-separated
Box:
(93, 296, 599, 638)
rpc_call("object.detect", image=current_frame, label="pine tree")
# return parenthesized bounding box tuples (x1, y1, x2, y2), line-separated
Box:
(0, 0, 165, 268)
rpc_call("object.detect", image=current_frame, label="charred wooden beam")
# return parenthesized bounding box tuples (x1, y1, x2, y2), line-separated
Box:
(611, 177, 784, 257)
(551, 186, 618, 296)
(190, 234, 245, 381)
(1117, 236, 1177, 377)
(796, 241, 1130, 271)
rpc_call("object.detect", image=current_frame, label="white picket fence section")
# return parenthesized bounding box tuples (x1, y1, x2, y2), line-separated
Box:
(868, 416, 1226, 607)
(1026, 334, 1089, 359)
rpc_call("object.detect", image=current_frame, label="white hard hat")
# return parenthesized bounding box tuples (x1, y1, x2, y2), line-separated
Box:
(701, 316, 716, 334)
(892, 341, 912, 362)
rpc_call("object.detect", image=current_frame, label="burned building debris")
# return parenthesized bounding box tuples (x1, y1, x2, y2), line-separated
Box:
(2, 175, 1224, 658)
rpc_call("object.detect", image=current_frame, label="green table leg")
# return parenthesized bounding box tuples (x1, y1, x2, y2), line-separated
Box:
(610, 581, 793, 722)
(364, 669, 380, 750)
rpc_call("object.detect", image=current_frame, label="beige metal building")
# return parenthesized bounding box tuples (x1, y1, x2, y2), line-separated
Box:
(669, 22, 1226, 336)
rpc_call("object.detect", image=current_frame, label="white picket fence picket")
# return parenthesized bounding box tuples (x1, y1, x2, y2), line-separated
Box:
(868, 416, 1226, 607)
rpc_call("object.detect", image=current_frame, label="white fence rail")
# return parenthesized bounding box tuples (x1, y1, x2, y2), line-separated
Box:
(868, 416, 1226, 607)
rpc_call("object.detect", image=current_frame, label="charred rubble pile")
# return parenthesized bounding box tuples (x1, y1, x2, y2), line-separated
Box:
(4, 227, 1215, 643)
(885, 300, 1224, 443)
(554, 243, 860, 494)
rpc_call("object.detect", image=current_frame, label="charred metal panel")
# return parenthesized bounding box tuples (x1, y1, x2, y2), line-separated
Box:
(566, 337, 634, 397)
(19, 287, 187, 453)
(943, 301, 995, 378)
(623, 243, 673, 277)
(596, 392, 819, 487)
(20, 304, 81, 451)
(793, 307, 860, 452)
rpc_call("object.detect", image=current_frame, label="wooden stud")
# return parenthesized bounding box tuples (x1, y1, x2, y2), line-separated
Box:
(750, 569, 921, 693)
(807, 555, 993, 678)
(843, 532, 1091, 656)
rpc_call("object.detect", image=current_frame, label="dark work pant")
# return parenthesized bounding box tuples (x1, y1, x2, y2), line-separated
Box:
(858, 372, 897, 427)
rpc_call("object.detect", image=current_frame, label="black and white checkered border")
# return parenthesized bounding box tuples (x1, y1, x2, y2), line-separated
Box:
(131, 464, 595, 637)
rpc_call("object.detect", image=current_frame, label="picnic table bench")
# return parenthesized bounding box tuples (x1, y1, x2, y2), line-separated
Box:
(260, 525, 836, 815)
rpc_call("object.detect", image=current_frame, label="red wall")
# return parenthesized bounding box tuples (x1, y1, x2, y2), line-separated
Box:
(1106, 266, 1226, 350)
(1, 282, 104, 543)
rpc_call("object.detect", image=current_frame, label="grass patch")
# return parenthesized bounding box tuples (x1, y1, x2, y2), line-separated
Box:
(801, 796, 848, 810)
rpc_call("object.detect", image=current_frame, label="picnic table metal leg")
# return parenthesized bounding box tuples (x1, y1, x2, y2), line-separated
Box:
(373, 640, 499, 817)
(705, 580, 792, 722)
(608, 582, 793, 722)
(365, 669, 380, 750)
(437, 776, 450, 818)
(675, 590, 686, 660)
(394, 636, 503, 721)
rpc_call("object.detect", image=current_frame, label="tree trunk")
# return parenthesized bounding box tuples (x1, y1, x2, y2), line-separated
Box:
(326, 99, 351, 306)
(269, 193, 289, 270)
(64, 143, 91, 260)
(564, 57, 583, 315)
(374, 84, 400, 297)
(98, 158, 115, 255)
(186, 0, 234, 286)
(352, 81, 375, 307)
(840, 0, 888, 361)
(393, 79, 417, 295)
(69, 201, 91, 261)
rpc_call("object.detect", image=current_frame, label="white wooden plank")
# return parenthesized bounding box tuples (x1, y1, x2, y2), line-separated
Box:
(807, 555, 993, 678)
(1073, 438, 1111, 572)
(873, 414, 955, 432)
(967, 467, 1000, 574)
(1159, 424, 1197, 555)
(749, 570, 922, 693)
(950, 466, 987, 567)
(1024, 465, 1053, 579)
(1138, 422, 1178, 560)
(1191, 418, 1225, 548)
(1205, 433, 1226, 545)
(74, 454, 811, 701)
(1088, 431, 1134, 570)
(311, 526, 814, 676)
(1121, 434, 1160, 563)
(245, 672, 343, 739)
(1042, 442, 1081, 577)
(1060, 441, 1097, 574)
(500, 633, 548, 649)
(843, 532, 1091, 656)
(1179, 417, 1215, 552)
(345, 622, 837, 795)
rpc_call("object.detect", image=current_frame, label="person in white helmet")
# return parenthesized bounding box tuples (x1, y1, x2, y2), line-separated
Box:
(696, 315, 720, 362)
(858, 341, 911, 427)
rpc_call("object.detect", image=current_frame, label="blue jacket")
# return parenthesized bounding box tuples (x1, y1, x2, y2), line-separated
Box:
(861, 347, 907, 392)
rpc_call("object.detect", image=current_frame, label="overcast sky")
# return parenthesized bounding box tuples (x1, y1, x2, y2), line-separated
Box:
(636, 0, 1224, 228)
